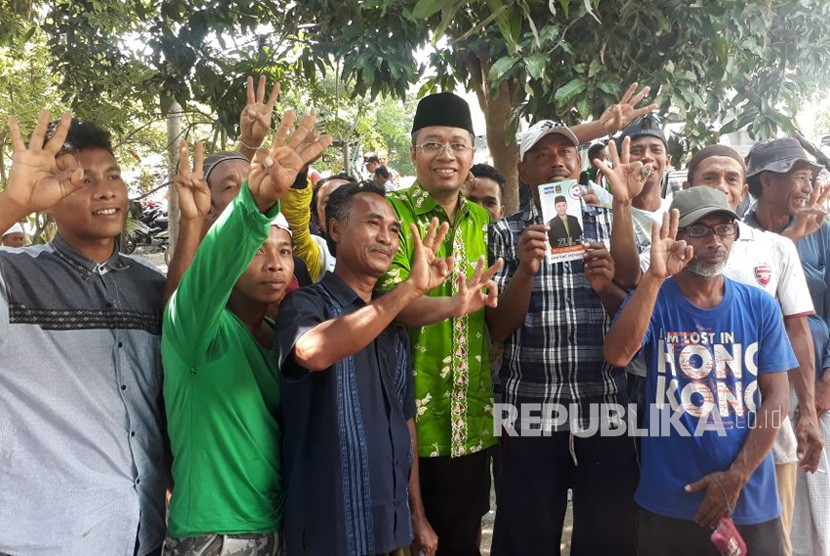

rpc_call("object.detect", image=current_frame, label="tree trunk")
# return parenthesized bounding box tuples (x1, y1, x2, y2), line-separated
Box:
(460, 48, 523, 214)
(0, 129, 7, 186)
(480, 86, 520, 214)
(166, 101, 183, 263)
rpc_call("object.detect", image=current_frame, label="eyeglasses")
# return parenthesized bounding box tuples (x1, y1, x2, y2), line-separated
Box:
(415, 141, 473, 156)
(679, 222, 738, 238)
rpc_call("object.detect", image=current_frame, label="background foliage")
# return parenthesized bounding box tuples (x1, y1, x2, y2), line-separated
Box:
(2, 0, 830, 215)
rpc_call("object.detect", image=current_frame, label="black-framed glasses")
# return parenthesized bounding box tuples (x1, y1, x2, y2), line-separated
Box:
(415, 141, 473, 156)
(679, 222, 738, 238)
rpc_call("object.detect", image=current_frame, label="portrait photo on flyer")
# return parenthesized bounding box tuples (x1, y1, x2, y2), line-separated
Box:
(539, 179, 585, 264)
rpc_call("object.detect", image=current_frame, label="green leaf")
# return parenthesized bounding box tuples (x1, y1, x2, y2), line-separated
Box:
(588, 58, 602, 78)
(597, 80, 617, 95)
(492, 3, 518, 52)
(554, 77, 586, 105)
(434, 3, 461, 40)
(583, 0, 601, 24)
(489, 56, 519, 82)
(412, 0, 445, 19)
(577, 96, 591, 118)
(525, 53, 547, 81)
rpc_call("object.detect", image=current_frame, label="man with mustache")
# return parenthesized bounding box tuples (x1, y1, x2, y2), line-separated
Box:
(606, 187, 794, 554)
(275, 182, 450, 555)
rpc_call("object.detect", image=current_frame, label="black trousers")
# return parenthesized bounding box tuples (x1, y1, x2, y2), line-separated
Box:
(419, 450, 491, 556)
(636, 508, 785, 556)
(491, 430, 638, 556)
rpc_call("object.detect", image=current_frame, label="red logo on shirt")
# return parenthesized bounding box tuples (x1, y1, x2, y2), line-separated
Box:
(754, 264, 772, 286)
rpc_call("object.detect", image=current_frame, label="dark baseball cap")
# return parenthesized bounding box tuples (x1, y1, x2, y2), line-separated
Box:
(617, 115, 666, 148)
(745, 138, 822, 180)
(669, 187, 739, 227)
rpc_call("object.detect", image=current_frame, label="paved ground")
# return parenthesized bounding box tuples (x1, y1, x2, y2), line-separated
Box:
(136, 245, 576, 554)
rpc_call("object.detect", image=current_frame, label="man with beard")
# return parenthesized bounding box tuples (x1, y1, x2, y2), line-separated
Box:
(682, 145, 823, 556)
(606, 187, 793, 555)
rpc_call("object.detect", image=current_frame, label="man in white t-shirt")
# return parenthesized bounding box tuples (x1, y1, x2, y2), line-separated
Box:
(588, 116, 673, 412)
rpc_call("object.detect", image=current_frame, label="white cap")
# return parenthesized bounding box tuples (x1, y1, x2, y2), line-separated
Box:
(519, 120, 580, 161)
(3, 222, 25, 237)
(270, 213, 292, 236)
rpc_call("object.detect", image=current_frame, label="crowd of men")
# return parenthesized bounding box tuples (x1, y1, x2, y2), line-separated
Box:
(1, 73, 829, 556)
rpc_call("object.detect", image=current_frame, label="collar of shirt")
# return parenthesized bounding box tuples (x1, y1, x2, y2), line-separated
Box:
(744, 210, 797, 234)
(405, 182, 470, 220)
(51, 234, 130, 277)
(320, 271, 367, 309)
(743, 211, 763, 231)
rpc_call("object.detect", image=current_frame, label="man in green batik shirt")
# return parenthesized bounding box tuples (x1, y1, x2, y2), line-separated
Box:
(379, 92, 504, 554)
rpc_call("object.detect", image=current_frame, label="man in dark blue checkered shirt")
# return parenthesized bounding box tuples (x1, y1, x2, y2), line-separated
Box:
(487, 121, 638, 555)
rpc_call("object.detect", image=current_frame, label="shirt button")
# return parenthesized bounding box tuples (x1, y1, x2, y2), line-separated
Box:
(121, 385, 127, 391)
(130, 431, 136, 437)
(118, 342, 123, 348)
(135, 478, 141, 485)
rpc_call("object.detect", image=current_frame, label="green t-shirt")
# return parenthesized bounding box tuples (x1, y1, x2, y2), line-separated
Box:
(380, 183, 495, 458)
(162, 184, 284, 537)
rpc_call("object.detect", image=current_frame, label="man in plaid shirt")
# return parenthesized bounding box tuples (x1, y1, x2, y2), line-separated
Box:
(488, 121, 638, 555)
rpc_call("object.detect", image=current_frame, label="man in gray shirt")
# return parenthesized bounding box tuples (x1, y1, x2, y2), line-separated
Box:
(0, 112, 166, 555)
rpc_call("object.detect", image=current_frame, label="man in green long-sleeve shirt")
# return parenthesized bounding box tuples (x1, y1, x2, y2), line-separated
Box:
(161, 109, 331, 555)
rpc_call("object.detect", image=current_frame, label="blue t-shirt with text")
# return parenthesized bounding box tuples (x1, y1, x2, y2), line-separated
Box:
(634, 277, 796, 525)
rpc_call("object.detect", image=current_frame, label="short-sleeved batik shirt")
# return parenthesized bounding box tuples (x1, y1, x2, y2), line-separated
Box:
(379, 183, 494, 458)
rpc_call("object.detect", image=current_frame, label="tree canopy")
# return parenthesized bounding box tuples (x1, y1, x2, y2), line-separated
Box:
(3, 0, 830, 212)
(282, 0, 830, 209)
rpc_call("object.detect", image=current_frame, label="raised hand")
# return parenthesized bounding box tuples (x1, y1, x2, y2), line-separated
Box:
(647, 209, 693, 280)
(783, 179, 830, 242)
(248, 108, 333, 211)
(516, 224, 549, 277)
(451, 255, 504, 316)
(594, 136, 648, 203)
(406, 217, 452, 295)
(239, 76, 280, 150)
(598, 82, 658, 135)
(3, 111, 84, 216)
(173, 141, 212, 221)
(583, 242, 615, 293)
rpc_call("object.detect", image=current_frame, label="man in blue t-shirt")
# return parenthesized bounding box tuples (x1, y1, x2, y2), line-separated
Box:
(606, 187, 795, 554)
